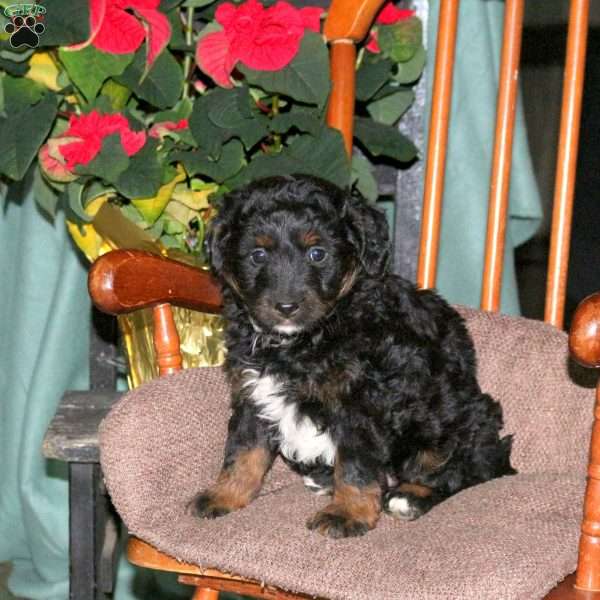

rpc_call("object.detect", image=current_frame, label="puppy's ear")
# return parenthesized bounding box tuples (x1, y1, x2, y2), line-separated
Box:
(204, 214, 230, 275)
(344, 190, 391, 278)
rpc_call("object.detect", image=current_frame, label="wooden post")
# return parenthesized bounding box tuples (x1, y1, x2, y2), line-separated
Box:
(323, 0, 387, 157)
(416, 0, 460, 290)
(569, 293, 600, 591)
(480, 0, 525, 312)
(327, 41, 357, 157)
(544, 0, 590, 328)
(152, 303, 183, 376)
(576, 383, 600, 591)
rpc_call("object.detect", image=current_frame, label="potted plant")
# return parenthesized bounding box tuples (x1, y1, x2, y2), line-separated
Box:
(0, 0, 424, 385)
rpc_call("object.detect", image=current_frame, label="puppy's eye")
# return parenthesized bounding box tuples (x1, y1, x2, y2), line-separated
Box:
(307, 247, 327, 263)
(250, 248, 268, 265)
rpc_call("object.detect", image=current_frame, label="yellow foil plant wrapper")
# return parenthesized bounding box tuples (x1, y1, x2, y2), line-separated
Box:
(66, 174, 226, 389)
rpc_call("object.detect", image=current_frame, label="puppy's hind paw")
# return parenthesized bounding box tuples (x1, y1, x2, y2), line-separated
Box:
(187, 491, 231, 520)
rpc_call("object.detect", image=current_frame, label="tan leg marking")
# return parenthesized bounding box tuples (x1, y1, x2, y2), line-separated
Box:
(397, 482, 433, 498)
(196, 447, 271, 515)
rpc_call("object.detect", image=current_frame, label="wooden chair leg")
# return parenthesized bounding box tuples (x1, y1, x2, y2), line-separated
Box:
(192, 587, 219, 600)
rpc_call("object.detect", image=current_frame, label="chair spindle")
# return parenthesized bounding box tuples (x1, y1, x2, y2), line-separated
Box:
(544, 0, 590, 329)
(152, 303, 183, 376)
(192, 587, 219, 600)
(417, 0, 460, 290)
(480, 0, 525, 312)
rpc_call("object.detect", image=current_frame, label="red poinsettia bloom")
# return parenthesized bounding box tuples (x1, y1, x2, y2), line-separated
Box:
(366, 3, 415, 53)
(40, 111, 146, 176)
(149, 118, 189, 139)
(196, 0, 323, 88)
(68, 0, 171, 71)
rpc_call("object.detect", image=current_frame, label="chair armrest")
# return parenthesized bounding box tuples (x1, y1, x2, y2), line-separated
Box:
(88, 249, 223, 316)
(569, 292, 600, 368)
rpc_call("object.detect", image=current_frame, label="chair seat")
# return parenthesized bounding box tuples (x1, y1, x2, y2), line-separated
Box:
(99, 310, 596, 599)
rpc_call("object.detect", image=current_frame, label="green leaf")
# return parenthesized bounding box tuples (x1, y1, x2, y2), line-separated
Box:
(366, 89, 414, 125)
(175, 139, 245, 183)
(239, 31, 330, 107)
(64, 181, 91, 224)
(99, 79, 132, 110)
(206, 87, 268, 149)
(33, 165, 61, 219)
(269, 106, 322, 136)
(38, 0, 90, 47)
(188, 92, 223, 156)
(356, 55, 393, 102)
(378, 17, 422, 63)
(74, 134, 130, 184)
(353, 116, 418, 163)
(154, 97, 193, 122)
(393, 45, 426, 84)
(189, 89, 269, 154)
(233, 127, 350, 189)
(2, 75, 44, 109)
(59, 47, 133, 103)
(0, 92, 57, 180)
(115, 139, 163, 199)
(351, 154, 378, 202)
(182, 0, 217, 6)
(116, 48, 183, 110)
(0, 47, 35, 63)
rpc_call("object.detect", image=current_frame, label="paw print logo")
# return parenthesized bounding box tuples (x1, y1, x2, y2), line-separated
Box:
(4, 5, 46, 49)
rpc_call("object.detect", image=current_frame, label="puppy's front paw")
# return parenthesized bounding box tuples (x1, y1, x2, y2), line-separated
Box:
(306, 507, 372, 539)
(188, 491, 231, 520)
(383, 490, 432, 521)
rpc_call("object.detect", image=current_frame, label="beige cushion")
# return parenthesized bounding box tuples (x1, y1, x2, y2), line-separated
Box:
(100, 309, 596, 599)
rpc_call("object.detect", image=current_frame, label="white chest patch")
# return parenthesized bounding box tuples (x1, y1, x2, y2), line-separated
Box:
(243, 370, 336, 466)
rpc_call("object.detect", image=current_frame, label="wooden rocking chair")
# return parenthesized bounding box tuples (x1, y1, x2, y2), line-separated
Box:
(89, 0, 600, 598)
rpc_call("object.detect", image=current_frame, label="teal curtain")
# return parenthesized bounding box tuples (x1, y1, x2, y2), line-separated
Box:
(428, 1, 542, 314)
(0, 1, 542, 598)
(0, 179, 88, 599)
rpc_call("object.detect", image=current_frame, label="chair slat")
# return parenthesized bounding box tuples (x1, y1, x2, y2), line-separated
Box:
(417, 0, 460, 290)
(544, 0, 590, 329)
(480, 0, 525, 312)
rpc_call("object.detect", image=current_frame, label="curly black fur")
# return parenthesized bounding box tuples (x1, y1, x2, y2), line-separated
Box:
(192, 174, 515, 539)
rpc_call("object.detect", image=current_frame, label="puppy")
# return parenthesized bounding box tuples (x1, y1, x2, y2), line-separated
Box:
(190, 174, 515, 538)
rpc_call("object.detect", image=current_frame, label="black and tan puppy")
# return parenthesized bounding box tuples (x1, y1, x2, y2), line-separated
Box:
(190, 174, 515, 538)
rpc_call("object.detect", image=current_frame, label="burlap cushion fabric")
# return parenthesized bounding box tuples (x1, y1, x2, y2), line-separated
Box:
(100, 309, 596, 599)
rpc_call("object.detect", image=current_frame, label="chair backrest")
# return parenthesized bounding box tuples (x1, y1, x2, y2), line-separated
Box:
(416, 0, 589, 330)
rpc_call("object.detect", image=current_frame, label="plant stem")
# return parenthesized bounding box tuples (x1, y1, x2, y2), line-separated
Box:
(271, 95, 282, 152)
(182, 7, 194, 99)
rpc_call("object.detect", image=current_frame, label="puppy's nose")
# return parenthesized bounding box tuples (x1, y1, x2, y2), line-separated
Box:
(275, 302, 300, 318)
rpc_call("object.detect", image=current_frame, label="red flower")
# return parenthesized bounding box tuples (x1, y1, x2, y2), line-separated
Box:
(68, 0, 171, 72)
(40, 111, 146, 176)
(366, 3, 415, 53)
(196, 0, 323, 88)
(149, 118, 189, 139)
